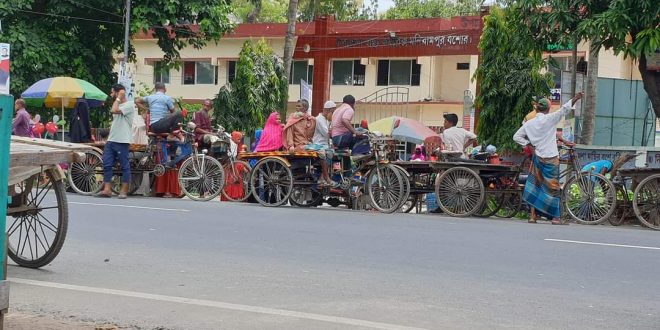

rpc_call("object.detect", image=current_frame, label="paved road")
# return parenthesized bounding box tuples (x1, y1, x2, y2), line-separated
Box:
(8, 193, 660, 330)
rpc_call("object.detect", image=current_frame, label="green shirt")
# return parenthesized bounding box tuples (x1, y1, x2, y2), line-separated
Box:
(108, 100, 135, 144)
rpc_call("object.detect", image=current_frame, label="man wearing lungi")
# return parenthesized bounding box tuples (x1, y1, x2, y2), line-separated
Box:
(513, 92, 584, 224)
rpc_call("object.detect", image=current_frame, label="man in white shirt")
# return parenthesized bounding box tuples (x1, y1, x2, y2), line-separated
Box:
(306, 101, 336, 186)
(441, 113, 477, 158)
(513, 92, 583, 224)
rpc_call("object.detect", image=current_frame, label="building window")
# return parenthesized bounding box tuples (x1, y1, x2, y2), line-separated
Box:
(290, 60, 312, 85)
(332, 60, 366, 86)
(457, 63, 470, 70)
(182, 60, 214, 85)
(227, 60, 237, 83)
(307, 65, 314, 85)
(377, 60, 421, 86)
(153, 61, 170, 84)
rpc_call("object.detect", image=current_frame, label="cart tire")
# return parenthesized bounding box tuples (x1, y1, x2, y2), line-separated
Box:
(221, 160, 252, 202)
(399, 195, 419, 213)
(632, 174, 660, 230)
(476, 192, 503, 218)
(434, 167, 485, 217)
(390, 165, 411, 211)
(178, 155, 225, 201)
(563, 172, 616, 225)
(608, 185, 629, 226)
(6, 170, 68, 268)
(250, 157, 293, 207)
(67, 151, 104, 195)
(495, 192, 522, 218)
(289, 186, 323, 207)
(366, 164, 406, 214)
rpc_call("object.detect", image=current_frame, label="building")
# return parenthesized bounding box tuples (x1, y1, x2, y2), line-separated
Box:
(122, 13, 653, 144)
(123, 14, 482, 129)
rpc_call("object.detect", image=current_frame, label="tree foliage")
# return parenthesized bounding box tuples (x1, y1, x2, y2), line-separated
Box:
(232, 0, 289, 23)
(299, 0, 378, 21)
(383, 0, 485, 19)
(213, 40, 288, 137)
(578, 0, 660, 118)
(0, 0, 234, 127)
(474, 6, 553, 151)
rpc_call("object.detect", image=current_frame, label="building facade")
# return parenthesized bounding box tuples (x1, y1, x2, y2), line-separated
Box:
(122, 13, 648, 133)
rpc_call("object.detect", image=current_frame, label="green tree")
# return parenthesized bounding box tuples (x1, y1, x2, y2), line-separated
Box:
(578, 0, 660, 119)
(233, 0, 289, 23)
(299, 0, 378, 21)
(0, 0, 234, 126)
(514, 0, 611, 145)
(213, 40, 288, 136)
(383, 0, 484, 19)
(474, 6, 554, 151)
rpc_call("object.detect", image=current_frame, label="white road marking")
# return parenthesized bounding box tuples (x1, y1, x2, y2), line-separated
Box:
(10, 278, 427, 330)
(69, 202, 189, 212)
(545, 239, 660, 250)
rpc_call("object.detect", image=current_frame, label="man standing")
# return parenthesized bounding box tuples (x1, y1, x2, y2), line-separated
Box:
(441, 113, 477, 158)
(513, 92, 584, 224)
(12, 99, 32, 137)
(96, 84, 135, 199)
(135, 82, 182, 138)
(331, 95, 360, 149)
(307, 100, 336, 185)
(193, 99, 215, 147)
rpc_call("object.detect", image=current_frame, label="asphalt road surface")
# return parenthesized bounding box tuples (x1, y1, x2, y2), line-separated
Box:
(7, 193, 660, 330)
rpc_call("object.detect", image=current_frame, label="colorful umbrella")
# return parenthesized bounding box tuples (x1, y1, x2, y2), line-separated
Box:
(21, 77, 108, 140)
(369, 116, 440, 145)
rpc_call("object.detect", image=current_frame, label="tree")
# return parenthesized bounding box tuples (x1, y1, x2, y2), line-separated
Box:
(474, 6, 554, 151)
(282, 0, 300, 83)
(213, 40, 288, 136)
(579, 0, 660, 119)
(383, 0, 484, 19)
(514, 0, 611, 145)
(299, 0, 378, 21)
(0, 0, 234, 126)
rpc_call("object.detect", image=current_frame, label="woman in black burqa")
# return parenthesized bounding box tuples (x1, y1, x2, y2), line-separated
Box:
(69, 99, 92, 143)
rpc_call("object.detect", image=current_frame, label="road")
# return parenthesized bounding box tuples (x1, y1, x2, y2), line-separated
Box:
(7, 193, 660, 330)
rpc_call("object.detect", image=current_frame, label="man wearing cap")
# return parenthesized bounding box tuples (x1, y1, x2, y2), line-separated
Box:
(306, 101, 337, 186)
(441, 113, 477, 158)
(514, 92, 584, 225)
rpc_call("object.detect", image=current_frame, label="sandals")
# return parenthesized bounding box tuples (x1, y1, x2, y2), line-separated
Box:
(95, 192, 112, 198)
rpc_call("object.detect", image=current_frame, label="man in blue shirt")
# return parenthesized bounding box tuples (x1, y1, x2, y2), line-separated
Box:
(581, 159, 613, 176)
(136, 82, 183, 138)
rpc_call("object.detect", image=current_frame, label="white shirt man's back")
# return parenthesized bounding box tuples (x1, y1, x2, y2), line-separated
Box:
(513, 101, 572, 158)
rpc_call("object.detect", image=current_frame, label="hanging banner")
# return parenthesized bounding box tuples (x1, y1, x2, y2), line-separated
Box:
(0, 43, 10, 95)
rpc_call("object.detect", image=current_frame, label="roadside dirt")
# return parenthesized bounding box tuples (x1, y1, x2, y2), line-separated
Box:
(4, 311, 122, 330)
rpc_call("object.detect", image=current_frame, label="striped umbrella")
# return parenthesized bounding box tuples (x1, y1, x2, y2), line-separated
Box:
(369, 116, 439, 145)
(21, 77, 108, 140)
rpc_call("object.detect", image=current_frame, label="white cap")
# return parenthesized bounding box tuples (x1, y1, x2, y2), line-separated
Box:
(323, 101, 337, 109)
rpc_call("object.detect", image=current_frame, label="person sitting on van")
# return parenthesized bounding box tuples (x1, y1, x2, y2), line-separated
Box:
(283, 100, 316, 152)
(331, 95, 361, 149)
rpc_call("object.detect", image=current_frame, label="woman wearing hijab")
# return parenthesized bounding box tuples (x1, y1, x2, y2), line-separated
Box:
(251, 129, 262, 152)
(69, 99, 92, 143)
(255, 112, 284, 152)
(411, 146, 426, 161)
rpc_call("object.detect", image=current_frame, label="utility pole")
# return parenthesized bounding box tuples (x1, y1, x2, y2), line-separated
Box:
(122, 0, 131, 73)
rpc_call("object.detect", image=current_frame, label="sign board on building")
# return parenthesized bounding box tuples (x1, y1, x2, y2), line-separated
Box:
(0, 43, 10, 95)
(546, 43, 574, 52)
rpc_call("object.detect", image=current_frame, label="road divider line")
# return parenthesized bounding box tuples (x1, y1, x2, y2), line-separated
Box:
(69, 202, 189, 212)
(9, 278, 427, 330)
(545, 239, 660, 250)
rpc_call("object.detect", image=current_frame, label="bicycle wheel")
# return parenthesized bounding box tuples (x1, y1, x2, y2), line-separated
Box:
(367, 164, 406, 214)
(434, 167, 485, 217)
(67, 151, 104, 195)
(6, 169, 68, 268)
(221, 160, 252, 202)
(111, 171, 143, 195)
(632, 174, 660, 230)
(178, 155, 225, 201)
(563, 172, 616, 225)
